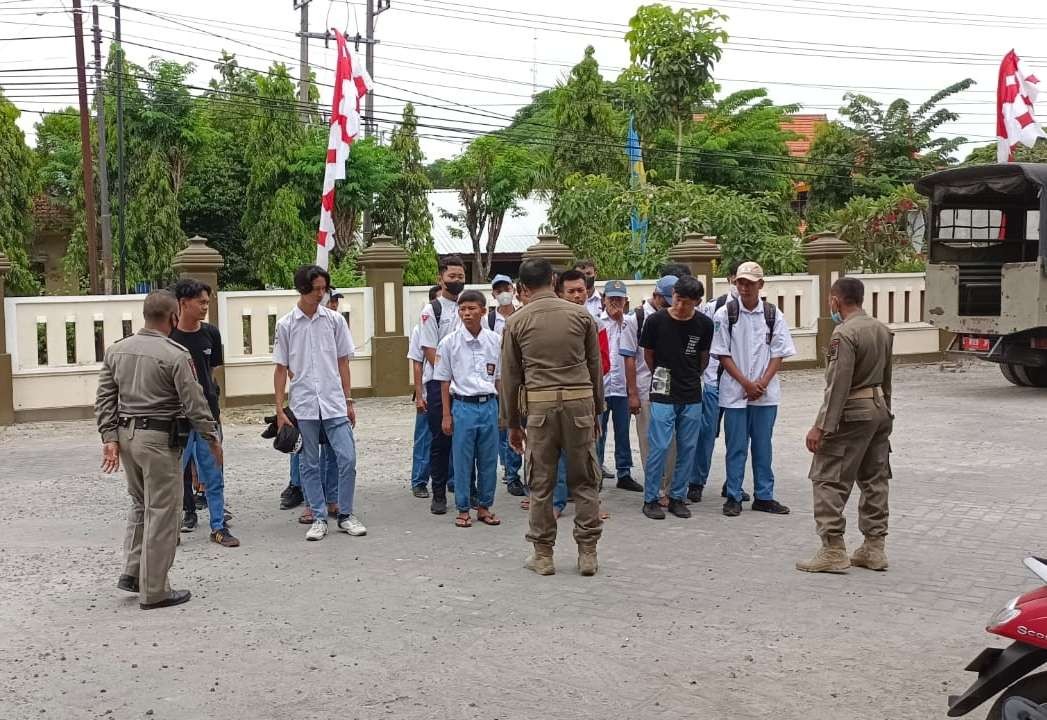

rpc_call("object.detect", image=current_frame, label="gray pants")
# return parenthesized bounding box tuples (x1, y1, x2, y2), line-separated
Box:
(120, 425, 182, 604)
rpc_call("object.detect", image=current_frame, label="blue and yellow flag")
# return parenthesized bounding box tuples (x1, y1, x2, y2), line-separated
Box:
(626, 115, 648, 280)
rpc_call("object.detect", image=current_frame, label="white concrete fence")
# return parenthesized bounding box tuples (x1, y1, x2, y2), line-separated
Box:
(3, 273, 940, 421)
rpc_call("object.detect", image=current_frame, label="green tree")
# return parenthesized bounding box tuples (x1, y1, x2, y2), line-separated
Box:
(126, 147, 186, 284)
(0, 93, 40, 295)
(374, 103, 433, 250)
(34, 110, 81, 202)
(552, 46, 623, 183)
(964, 137, 1047, 163)
(808, 80, 975, 212)
(818, 185, 926, 272)
(443, 136, 538, 282)
(626, 4, 727, 181)
(424, 158, 452, 189)
(403, 240, 438, 286)
(140, 59, 207, 194)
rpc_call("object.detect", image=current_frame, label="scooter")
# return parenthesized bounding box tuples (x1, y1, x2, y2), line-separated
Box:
(948, 557, 1047, 718)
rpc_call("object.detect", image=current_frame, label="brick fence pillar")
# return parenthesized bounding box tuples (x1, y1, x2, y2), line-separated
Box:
(524, 233, 574, 274)
(359, 235, 410, 397)
(669, 232, 721, 301)
(803, 231, 850, 367)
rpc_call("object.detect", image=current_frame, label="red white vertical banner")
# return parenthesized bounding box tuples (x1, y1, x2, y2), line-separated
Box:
(996, 49, 1046, 163)
(316, 30, 372, 269)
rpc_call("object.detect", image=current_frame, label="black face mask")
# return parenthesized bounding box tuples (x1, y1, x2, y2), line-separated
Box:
(445, 281, 466, 297)
(584, 276, 595, 291)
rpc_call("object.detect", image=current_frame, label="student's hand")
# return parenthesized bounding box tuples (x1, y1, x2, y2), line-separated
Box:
(509, 427, 526, 454)
(276, 409, 291, 429)
(415, 392, 427, 413)
(441, 416, 453, 436)
(805, 426, 824, 454)
(743, 381, 764, 401)
(627, 393, 641, 415)
(101, 442, 120, 473)
(348, 402, 357, 428)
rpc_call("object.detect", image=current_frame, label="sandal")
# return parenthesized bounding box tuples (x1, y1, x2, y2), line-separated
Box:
(298, 509, 315, 524)
(520, 498, 530, 510)
(454, 512, 472, 528)
(477, 509, 501, 526)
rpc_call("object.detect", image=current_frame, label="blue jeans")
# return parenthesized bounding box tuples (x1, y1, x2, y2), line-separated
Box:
(289, 448, 338, 500)
(181, 429, 226, 532)
(298, 417, 358, 520)
(499, 429, 522, 483)
(451, 399, 499, 513)
(597, 395, 633, 479)
(411, 410, 431, 488)
(642, 401, 703, 504)
(723, 405, 778, 503)
(554, 451, 568, 512)
(692, 384, 720, 488)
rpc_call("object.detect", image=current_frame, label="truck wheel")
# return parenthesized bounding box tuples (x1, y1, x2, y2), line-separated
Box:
(1014, 365, 1047, 388)
(985, 671, 1047, 718)
(1001, 363, 1029, 386)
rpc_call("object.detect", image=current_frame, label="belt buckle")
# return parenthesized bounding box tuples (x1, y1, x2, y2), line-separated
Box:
(479, 395, 487, 403)
(140, 418, 149, 429)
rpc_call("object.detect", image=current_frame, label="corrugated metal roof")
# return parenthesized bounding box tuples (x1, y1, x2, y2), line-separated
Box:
(428, 189, 548, 256)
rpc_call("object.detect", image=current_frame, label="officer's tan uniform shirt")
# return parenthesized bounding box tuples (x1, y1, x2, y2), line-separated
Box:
(814, 310, 893, 433)
(499, 290, 605, 429)
(95, 329, 218, 443)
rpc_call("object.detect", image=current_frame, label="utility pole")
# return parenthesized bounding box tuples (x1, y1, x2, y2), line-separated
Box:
(295, 0, 311, 108)
(114, 0, 127, 295)
(361, 0, 390, 245)
(72, 0, 100, 294)
(92, 4, 113, 293)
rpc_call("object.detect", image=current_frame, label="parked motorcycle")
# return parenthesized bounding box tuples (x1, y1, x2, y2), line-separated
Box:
(949, 557, 1047, 718)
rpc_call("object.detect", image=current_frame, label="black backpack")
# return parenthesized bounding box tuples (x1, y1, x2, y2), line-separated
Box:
(487, 307, 498, 331)
(716, 296, 778, 381)
(633, 306, 646, 343)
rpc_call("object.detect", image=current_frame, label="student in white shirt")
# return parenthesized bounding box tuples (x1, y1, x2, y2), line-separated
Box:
(273, 265, 365, 541)
(573, 258, 603, 320)
(488, 274, 524, 496)
(711, 262, 796, 518)
(433, 290, 503, 528)
(597, 280, 641, 491)
(408, 285, 442, 499)
(419, 255, 467, 515)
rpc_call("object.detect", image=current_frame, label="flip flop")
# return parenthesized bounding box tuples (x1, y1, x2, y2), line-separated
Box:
(477, 511, 501, 526)
(454, 513, 472, 528)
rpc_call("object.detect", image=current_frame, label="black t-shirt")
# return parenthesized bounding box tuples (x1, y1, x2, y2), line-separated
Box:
(170, 323, 224, 420)
(639, 308, 713, 404)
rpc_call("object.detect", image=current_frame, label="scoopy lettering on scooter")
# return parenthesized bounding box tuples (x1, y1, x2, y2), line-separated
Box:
(1019, 626, 1047, 642)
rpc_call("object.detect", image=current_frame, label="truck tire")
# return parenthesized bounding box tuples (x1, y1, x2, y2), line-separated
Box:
(1001, 363, 1029, 386)
(1014, 364, 1047, 388)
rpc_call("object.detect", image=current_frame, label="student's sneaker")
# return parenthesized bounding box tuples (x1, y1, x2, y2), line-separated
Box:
(687, 485, 704, 503)
(305, 519, 328, 541)
(667, 498, 692, 519)
(337, 514, 367, 536)
(210, 527, 240, 547)
(721, 484, 751, 502)
(642, 501, 666, 520)
(615, 476, 643, 492)
(280, 484, 304, 510)
(722, 499, 742, 517)
(180, 511, 198, 533)
(506, 479, 526, 497)
(751, 499, 790, 515)
(412, 485, 430, 499)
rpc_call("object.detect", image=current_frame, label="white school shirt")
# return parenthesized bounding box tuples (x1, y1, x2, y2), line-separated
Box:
(272, 305, 356, 421)
(619, 310, 651, 402)
(418, 296, 460, 382)
(710, 300, 795, 409)
(406, 324, 433, 384)
(432, 326, 501, 397)
(585, 289, 602, 320)
(600, 310, 629, 397)
(699, 289, 737, 387)
(488, 308, 511, 336)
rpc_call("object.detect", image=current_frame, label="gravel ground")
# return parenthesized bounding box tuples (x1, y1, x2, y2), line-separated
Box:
(1, 360, 1045, 720)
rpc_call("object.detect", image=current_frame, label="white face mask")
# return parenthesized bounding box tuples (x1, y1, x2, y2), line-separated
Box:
(496, 292, 514, 307)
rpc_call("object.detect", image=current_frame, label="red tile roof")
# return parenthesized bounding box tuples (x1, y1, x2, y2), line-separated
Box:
(780, 114, 828, 158)
(32, 194, 73, 232)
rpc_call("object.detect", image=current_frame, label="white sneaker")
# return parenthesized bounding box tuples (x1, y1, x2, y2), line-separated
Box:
(306, 519, 328, 541)
(337, 514, 367, 536)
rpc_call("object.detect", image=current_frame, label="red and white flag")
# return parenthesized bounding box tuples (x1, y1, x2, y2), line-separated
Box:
(996, 49, 1047, 163)
(316, 30, 372, 269)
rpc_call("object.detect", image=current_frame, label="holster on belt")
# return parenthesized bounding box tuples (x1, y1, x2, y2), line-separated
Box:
(169, 417, 192, 449)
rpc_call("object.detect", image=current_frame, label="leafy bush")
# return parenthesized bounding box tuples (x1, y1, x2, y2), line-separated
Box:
(818, 185, 926, 272)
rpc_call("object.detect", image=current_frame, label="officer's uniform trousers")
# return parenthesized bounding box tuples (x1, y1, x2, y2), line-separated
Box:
(120, 424, 183, 605)
(808, 392, 892, 539)
(524, 395, 602, 549)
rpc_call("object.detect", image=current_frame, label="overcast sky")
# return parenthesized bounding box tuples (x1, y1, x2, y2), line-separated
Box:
(1, 0, 1039, 161)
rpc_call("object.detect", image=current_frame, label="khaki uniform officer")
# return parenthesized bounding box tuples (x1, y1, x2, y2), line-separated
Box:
(797, 277, 893, 574)
(95, 290, 221, 609)
(500, 258, 605, 577)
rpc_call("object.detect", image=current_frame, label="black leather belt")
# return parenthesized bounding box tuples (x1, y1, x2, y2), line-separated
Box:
(453, 394, 496, 404)
(118, 416, 174, 432)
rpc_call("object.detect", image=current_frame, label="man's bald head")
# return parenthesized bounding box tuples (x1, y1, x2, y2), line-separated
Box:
(143, 290, 179, 329)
